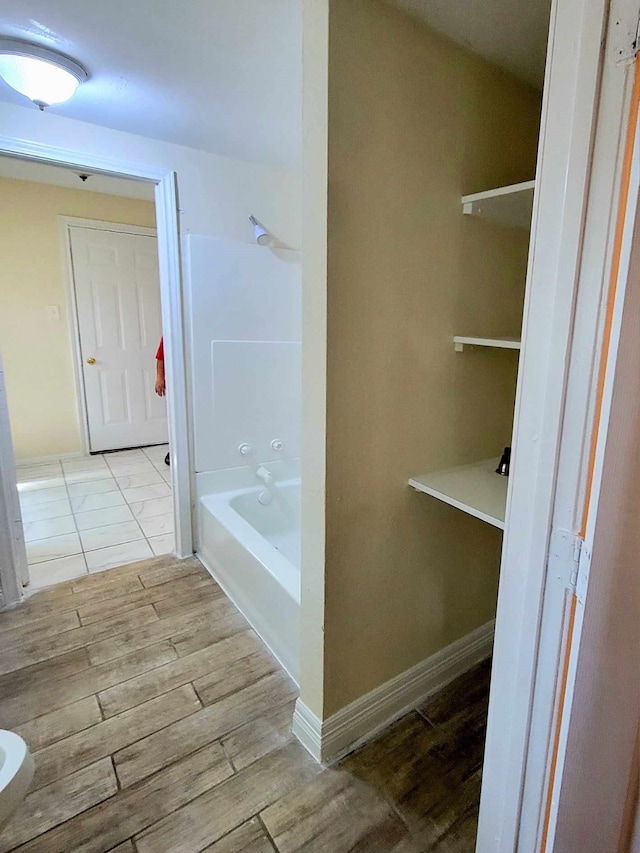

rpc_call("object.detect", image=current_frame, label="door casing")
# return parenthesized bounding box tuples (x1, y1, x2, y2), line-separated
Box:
(478, 0, 640, 850)
(0, 146, 193, 607)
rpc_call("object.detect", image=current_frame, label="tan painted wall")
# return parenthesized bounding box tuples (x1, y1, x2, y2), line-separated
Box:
(323, 0, 541, 715)
(0, 177, 156, 460)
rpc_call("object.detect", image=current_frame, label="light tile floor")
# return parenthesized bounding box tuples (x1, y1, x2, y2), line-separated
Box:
(16, 444, 173, 590)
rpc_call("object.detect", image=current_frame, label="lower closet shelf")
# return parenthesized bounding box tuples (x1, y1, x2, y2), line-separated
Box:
(408, 458, 507, 530)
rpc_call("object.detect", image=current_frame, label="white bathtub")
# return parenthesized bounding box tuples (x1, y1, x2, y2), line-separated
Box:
(198, 479, 301, 683)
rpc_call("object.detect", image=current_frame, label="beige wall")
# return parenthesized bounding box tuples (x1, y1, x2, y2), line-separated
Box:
(323, 0, 541, 715)
(0, 177, 156, 460)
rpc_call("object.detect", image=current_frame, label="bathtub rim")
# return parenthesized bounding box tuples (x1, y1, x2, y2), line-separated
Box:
(199, 478, 301, 605)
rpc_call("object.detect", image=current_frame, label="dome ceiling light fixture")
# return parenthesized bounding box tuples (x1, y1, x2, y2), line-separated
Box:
(0, 39, 88, 110)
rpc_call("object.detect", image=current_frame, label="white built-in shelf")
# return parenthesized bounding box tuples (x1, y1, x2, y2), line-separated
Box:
(453, 335, 521, 352)
(461, 180, 535, 229)
(409, 458, 507, 530)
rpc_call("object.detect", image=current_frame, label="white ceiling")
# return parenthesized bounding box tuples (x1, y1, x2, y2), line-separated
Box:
(0, 0, 302, 167)
(0, 155, 155, 199)
(389, 0, 551, 89)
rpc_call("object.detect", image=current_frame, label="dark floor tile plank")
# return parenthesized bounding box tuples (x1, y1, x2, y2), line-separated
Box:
(0, 606, 159, 677)
(170, 609, 249, 659)
(138, 558, 208, 588)
(10, 575, 146, 623)
(0, 640, 177, 729)
(87, 597, 244, 666)
(389, 772, 481, 852)
(428, 812, 479, 853)
(341, 708, 485, 828)
(425, 774, 480, 852)
(0, 603, 80, 638)
(98, 630, 260, 718)
(0, 610, 80, 657)
(222, 700, 296, 771)
(106, 843, 135, 853)
(31, 575, 144, 610)
(69, 555, 199, 596)
(261, 768, 407, 853)
(0, 648, 91, 701)
(151, 584, 225, 619)
(201, 819, 275, 853)
(77, 575, 215, 626)
(10, 742, 232, 853)
(0, 757, 117, 853)
(0, 609, 79, 655)
(70, 555, 181, 593)
(14, 696, 102, 753)
(114, 671, 297, 788)
(33, 684, 201, 790)
(192, 648, 278, 707)
(135, 741, 320, 853)
(419, 659, 491, 727)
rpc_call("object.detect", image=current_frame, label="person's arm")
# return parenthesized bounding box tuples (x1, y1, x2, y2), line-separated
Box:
(155, 337, 166, 396)
(155, 358, 166, 396)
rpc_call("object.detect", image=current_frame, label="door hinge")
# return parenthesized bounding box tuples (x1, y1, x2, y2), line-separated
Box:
(548, 528, 585, 595)
(569, 535, 583, 593)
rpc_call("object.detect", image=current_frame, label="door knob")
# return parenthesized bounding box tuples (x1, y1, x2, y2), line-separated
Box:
(86, 357, 96, 365)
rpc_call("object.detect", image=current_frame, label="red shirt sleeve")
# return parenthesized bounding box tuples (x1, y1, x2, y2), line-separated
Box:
(155, 337, 164, 361)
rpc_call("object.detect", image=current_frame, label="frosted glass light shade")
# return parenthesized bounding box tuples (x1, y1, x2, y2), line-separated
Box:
(0, 41, 87, 108)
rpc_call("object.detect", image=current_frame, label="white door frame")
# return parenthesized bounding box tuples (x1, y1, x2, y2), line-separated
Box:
(478, 0, 640, 850)
(0, 139, 193, 588)
(59, 216, 159, 456)
(516, 8, 640, 850)
(0, 352, 27, 608)
(542, 112, 640, 853)
(532, 51, 640, 853)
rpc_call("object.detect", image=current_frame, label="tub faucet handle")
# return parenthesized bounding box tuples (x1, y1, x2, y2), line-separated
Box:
(238, 443, 253, 456)
(270, 439, 283, 451)
(256, 466, 273, 485)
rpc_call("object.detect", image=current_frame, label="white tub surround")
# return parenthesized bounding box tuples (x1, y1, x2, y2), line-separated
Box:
(198, 476, 300, 683)
(188, 236, 302, 474)
(189, 235, 302, 684)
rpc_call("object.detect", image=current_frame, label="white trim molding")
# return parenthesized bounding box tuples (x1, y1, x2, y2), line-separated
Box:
(59, 217, 157, 236)
(0, 140, 194, 596)
(477, 0, 617, 849)
(294, 620, 494, 765)
(155, 173, 193, 558)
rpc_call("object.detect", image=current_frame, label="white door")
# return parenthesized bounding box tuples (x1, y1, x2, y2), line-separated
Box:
(69, 226, 168, 453)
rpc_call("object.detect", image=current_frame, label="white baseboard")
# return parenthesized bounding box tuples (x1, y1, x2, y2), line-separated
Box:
(293, 619, 494, 764)
(16, 452, 84, 468)
(291, 699, 323, 760)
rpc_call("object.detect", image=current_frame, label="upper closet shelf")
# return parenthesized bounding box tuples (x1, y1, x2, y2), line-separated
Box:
(461, 180, 535, 229)
(454, 336, 521, 352)
(409, 458, 507, 530)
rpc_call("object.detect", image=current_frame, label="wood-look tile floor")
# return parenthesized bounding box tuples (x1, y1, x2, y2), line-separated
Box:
(0, 556, 490, 853)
